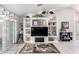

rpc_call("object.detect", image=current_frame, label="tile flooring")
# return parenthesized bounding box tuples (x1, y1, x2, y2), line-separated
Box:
(54, 40, 79, 53)
(0, 44, 2, 53)
(1, 40, 79, 54)
(3, 44, 25, 54)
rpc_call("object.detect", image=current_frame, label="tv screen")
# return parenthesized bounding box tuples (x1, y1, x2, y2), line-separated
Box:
(31, 27, 48, 36)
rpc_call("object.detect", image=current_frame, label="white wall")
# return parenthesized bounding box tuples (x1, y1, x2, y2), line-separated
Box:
(55, 7, 76, 40)
(75, 13, 79, 40)
(76, 13, 79, 21)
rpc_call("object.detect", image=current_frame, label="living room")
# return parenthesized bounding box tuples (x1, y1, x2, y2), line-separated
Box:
(0, 4, 79, 54)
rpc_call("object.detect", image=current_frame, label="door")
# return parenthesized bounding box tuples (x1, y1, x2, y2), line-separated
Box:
(7, 20, 13, 46)
(2, 20, 14, 51)
(13, 21, 17, 43)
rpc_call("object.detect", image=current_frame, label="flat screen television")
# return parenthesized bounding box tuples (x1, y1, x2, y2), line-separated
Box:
(31, 27, 48, 36)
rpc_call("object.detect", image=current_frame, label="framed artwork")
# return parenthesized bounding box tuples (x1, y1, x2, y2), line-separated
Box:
(48, 27, 56, 36)
(25, 29, 30, 34)
(25, 22, 30, 27)
(48, 22, 56, 26)
(32, 19, 46, 26)
(25, 19, 30, 27)
(50, 16, 56, 20)
(25, 36, 30, 41)
(61, 22, 69, 29)
(32, 20, 41, 26)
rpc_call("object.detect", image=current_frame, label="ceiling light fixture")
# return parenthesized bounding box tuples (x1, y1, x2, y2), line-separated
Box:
(37, 4, 43, 6)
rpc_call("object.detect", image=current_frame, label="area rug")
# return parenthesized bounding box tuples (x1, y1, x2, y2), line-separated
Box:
(19, 43, 60, 53)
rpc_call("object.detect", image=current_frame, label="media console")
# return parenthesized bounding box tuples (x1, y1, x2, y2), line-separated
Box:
(23, 15, 57, 43)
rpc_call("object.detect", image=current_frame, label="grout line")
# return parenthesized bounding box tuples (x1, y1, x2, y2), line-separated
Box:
(53, 43, 61, 53)
(16, 43, 26, 54)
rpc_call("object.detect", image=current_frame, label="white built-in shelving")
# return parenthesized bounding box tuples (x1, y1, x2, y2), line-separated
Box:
(23, 14, 57, 43)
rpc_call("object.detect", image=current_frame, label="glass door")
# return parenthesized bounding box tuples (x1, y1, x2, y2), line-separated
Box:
(2, 20, 14, 52)
(2, 20, 7, 52)
(2, 20, 16, 52)
(7, 20, 14, 47)
(13, 21, 17, 44)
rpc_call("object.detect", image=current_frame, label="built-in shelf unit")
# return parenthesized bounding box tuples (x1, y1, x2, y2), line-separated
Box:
(23, 14, 57, 43)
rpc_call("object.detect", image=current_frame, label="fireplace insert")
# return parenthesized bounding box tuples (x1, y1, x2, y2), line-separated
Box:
(35, 37, 44, 42)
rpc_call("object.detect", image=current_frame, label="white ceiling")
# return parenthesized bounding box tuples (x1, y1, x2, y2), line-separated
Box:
(0, 4, 74, 17)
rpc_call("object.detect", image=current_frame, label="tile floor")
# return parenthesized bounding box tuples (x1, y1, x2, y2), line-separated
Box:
(53, 40, 79, 54)
(3, 44, 25, 54)
(0, 44, 2, 53)
(1, 40, 79, 54)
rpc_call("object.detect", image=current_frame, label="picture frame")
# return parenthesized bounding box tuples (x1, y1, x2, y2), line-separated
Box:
(61, 22, 69, 29)
(32, 19, 46, 26)
(25, 29, 31, 34)
(48, 27, 56, 36)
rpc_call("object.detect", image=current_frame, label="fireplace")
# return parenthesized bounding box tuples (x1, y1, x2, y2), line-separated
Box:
(35, 37, 44, 42)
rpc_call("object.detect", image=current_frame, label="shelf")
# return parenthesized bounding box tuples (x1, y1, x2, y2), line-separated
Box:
(48, 20, 56, 22)
(24, 28, 31, 29)
(48, 25, 56, 27)
(48, 36, 57, 37)
(24, 34, 31, 36)
(31, 26, 48, 27)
